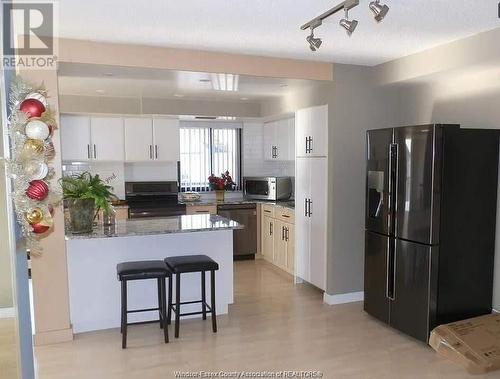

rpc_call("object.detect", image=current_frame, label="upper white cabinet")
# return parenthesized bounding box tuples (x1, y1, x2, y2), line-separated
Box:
(263, 117, 295, 161)
(124, 117, 179, 162)
(90, 117, 125, 161)
(296, 105, 328, 158)
(60, 115, 124, 161)
(60, 115, 91, 161)
(124, 117, 154, 161)
(153, 118, 180, 162)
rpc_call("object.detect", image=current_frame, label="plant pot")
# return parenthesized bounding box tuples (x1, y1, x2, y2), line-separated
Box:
(67, 198, 95, 234)
(215, 190, 225, 202)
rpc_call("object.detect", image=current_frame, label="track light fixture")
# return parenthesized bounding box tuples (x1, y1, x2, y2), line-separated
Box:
(369, 0, 390, 22)
(339, 9, 358, 36)
(300, 0, 389, 51)
(306, 32, 323, 52)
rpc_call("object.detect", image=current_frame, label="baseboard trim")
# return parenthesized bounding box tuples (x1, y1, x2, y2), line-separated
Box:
(323, 291, 364, 305)
(34, 327, 73, 346)
(0, 307, 15, 319)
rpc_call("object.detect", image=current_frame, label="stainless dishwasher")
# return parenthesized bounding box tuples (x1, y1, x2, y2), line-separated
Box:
(217, 203, 257, 260)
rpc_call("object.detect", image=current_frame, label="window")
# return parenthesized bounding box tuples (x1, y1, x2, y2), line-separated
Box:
(180, 124, 241, 192)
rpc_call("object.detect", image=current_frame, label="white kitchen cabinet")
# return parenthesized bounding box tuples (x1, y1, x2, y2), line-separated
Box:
(263, 117, 295, 161)
(124, 117, 179, 162)
(90, 117, 124, 161)
(296, 105, 328, 158)
(124, 117, 153, 161)
(153, 118, 180, 162)
(295, 157, 327, 290)
(61, 115, 124, 162)
(60, 115, 91, 161)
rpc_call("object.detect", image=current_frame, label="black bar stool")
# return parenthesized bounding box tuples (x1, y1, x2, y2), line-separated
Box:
(164, 255, 219, 338)
(116, 260, 172, 349)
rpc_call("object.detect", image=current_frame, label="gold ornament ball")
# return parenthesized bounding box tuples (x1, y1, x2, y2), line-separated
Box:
(23, 139, 45, 155)
(26, 208, 44, 225)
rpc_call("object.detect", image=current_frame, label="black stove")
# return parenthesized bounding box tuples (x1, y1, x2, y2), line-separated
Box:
(125, 181, 186, 219)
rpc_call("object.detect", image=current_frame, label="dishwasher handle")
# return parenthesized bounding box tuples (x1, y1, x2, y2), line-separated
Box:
(217, 203, 257, 211)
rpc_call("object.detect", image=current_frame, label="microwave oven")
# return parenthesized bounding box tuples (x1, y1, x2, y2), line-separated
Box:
(243, 177, 293, 201)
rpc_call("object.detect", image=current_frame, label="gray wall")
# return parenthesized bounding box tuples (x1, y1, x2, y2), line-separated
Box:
(262, 64, 399, 296)
(0, 85, 14, 309)
(395, 79, 500, 310)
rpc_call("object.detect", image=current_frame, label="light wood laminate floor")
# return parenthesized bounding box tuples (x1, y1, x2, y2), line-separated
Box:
(0, 317, 20, 378)
(35, 260, 494, 378)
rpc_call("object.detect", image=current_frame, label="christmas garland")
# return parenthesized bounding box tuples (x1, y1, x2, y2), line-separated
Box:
(3, 77, 60, 252)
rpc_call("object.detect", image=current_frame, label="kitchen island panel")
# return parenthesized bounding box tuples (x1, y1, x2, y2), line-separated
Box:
(66, 230, 233, 333)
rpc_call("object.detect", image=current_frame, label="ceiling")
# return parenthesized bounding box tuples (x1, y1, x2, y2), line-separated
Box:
(57, 1, 500, 66)
(57, 63, 317, 101)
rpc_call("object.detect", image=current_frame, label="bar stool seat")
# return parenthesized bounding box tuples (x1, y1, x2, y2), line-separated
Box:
(164, 255, 219, 338)
(117, 260, 172, 349)
(164, 255, 219, 273)
(117, 260, 171, 280)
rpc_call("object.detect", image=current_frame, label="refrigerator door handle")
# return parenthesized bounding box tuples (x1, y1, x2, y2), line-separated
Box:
(391, 241, 397, 301)
(394, 143, 399, 236)
(388, 144, 393, 232)
(386, 238, 391, 299)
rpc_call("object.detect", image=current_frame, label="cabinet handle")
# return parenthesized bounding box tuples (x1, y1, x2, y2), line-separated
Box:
(285, 227, 289, 242)
(155, 145, 158, 159)
(195, 210, 210, 214)
(93, 144, 97, 159)
(304, 198, 308, 217)
(275, 146, 279, 159)
(264, 210, 271, 214)
(282, 214, 290, 218)
(87, 144, 91, 159)
(270, 222, 273, 236)
(308, 199, 313, 217)
(282, 226, 285, 241)
(309, 137, 313, 153)
(149, 145, 153, 160)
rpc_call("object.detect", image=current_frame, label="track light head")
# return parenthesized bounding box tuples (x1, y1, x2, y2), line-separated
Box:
(339, 9, 358, 36)
(369, 0, 389, 22)
(340, 18, 358, 36)
(306, 29, 322, 52)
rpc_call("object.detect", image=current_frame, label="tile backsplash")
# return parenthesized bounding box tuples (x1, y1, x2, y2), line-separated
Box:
(62, 162, 126, 199)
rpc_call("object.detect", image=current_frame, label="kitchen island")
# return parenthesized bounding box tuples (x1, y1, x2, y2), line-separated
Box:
(65, 214, 243, 333)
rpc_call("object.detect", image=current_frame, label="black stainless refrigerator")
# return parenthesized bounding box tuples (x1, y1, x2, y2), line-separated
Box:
(364, 124, 499, 342)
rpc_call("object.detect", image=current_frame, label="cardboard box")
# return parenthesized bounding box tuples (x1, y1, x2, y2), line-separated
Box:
(429, 314, 500, 375)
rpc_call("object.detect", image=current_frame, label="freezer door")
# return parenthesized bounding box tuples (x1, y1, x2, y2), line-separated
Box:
(366, 128, 394, 235)
(364, 231, 391, 324)
(390, 239, 434, 342)
(394, 125, 442, 245)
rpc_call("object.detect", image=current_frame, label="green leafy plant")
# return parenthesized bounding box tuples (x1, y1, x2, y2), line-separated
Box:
(60, 172, 117, 215)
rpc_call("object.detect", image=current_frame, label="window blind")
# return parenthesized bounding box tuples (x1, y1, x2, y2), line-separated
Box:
(180, 126, 241, 192)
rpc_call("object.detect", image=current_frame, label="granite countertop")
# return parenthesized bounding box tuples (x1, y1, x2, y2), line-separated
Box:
(179, 198, 295, 210)
(65, 214, 244, 240)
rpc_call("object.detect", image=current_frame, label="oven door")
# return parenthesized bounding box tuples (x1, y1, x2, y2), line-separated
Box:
(244, 178, 273, 200)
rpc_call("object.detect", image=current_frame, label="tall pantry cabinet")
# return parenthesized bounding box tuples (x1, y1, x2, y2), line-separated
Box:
(295, 105, 328, 291)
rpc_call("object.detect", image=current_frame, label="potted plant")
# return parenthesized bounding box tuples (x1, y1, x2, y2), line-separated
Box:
(208, 171, 235, 202)
(60, 172, 117, 234)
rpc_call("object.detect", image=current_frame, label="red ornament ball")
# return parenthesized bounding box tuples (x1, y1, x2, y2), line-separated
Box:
(19, 98, 46, 118)
(26, 180, 49, 201)
(32, 223, 50, 234)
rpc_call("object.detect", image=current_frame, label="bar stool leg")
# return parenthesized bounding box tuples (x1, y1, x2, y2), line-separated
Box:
(157, 278, 163, 329)
(161, 277, 169, 343)
(175, 273, 181, 338)
(201, 271, 207, 320)
(121, 280, 128, 349)
(210, 270, 217, 333)
(167, 276, 172, 325)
